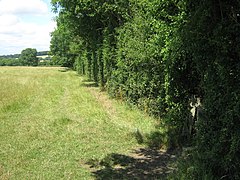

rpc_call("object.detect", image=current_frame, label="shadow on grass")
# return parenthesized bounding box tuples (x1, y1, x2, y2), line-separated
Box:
(86, 148, 178, 180)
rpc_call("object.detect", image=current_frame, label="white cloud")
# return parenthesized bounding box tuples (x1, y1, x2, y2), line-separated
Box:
(0, 14, 20, 26)
(0, 0, 56, 55)
(0, 16, 34, 35)
(0, 0, 48, 15)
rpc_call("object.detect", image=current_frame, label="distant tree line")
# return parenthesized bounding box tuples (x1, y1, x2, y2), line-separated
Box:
(50, 0, 240, 179)
(0, 50, 49, 59)
(0, 54, 20, 59)
(0, 49, 52, 66)
(37, 51, 49, 56)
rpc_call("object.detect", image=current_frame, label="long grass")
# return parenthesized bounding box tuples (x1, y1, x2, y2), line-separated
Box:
(0, 67, 157, 179)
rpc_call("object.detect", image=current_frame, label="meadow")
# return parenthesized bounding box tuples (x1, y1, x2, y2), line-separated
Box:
(0, 67, 162, 179)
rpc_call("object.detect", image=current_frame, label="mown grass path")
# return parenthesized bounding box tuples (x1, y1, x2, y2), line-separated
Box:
(0, 67, 158, 179)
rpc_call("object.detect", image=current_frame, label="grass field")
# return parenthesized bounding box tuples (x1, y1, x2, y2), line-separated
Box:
(0, 67, 159, 179)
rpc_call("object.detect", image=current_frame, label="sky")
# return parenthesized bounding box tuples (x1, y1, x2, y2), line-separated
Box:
(0, 0, 56, 55)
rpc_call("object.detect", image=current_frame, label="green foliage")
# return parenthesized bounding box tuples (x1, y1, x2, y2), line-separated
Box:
(19, 48, 38, 66)
(38, 60, 52, 67)
(0, 54, 20, 59)
(0, 51, 50, 67)
(0, 58, 24, 66)
(50, 0, 131, 76)
(175, 0, 240, 178)
(51, 0, 240, 178)
(50, 18, 76, 67)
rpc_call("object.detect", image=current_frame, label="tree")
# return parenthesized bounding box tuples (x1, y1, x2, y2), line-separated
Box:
(49, 14, 77, 68)
(20, 48, 38, 66)
(50, 0, 240, 178)
(51, 0, 131, 81)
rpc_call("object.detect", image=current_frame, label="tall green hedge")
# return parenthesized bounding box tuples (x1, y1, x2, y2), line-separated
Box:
(50, 0, 240, 178)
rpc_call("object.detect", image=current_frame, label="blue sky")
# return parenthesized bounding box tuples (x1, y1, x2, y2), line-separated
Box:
(0, 0, 56, 55)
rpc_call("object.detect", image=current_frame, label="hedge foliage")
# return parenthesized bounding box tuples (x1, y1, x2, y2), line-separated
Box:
(50, 0, 240, 178)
